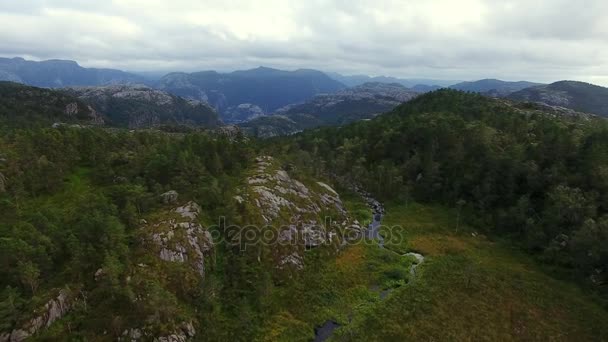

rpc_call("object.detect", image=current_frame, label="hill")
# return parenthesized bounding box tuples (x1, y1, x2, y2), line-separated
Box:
(0, 57, 145, 88)
(1, 89, 608, 341)
(0, 81, 103, 129)
(157, 67, 346, 117)
(327, 72, 458, 88)
(241, 82, 419, 137)
(449, 78, 542, 96)
(63, 85, 220, 129)
(508, 80, 608, 117)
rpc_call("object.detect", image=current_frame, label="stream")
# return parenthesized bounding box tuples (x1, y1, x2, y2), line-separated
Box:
(313, 190, 425, 342)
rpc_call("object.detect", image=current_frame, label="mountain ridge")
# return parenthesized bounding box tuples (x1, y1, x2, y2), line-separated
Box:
(0, 57, 146, 88)
(449, 78, 543, 96)
(508, 80, 608, 117)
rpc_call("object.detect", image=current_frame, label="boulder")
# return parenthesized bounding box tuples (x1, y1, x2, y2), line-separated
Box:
(160, 190, 179, 204)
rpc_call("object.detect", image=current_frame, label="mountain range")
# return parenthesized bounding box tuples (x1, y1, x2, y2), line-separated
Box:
(2, 86, 608, 341)
(0, 82, 219, 129)
(157, 67, 346, 116)
(326, 72, 458, 89)
(0, 57, 145, 88)
(4, 56, 608, 128)
(240, 82, 419, 137)
(449, 79, 543, 96)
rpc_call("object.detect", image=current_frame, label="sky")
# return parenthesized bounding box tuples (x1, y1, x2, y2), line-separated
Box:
(1, 0, 608, 85)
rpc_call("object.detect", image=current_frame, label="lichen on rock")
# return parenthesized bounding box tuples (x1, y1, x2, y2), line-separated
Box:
(143, 201, 213, 279)
(238, 156, 364, 270)
(2, 289, 72, 342)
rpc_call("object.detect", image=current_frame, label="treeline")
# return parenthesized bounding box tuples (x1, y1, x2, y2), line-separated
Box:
(272, 90, 608, 292)
(0, 127, 254, 334)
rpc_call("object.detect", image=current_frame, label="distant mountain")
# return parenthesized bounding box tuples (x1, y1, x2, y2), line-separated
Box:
(157, 67, 346, 117)
(239, 114, 314, 137)
(449, 79, 542, 96)
(327, 72, 459, 88)
(0, 57, 146, 88)
(412, 84, 444, 93)
(507, 81, 608, 117)
(63, 85, 220, 129)
(240, 82, 419, 137)
(0, 81, 103, 128)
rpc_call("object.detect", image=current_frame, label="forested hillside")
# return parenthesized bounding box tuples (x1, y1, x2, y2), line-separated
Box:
(271, 90, 608, 291)
(0, 82, 103, 129)
(1, 90, 608, 341)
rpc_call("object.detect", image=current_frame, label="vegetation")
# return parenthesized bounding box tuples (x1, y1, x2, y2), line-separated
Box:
(0, 127, 255, 339)
(272, 89, 608, 297)
(334, 203, 608, 340)
(63, 85, 220, 129)
(2, 88, 608, 340)
(0, 81, 94, 129)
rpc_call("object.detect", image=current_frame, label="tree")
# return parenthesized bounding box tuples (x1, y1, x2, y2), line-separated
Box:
(571, 217, 608, 273)
(0, 171, 6, 193)
(0, 286, 23, 332)
(18, 261, 40, 295)
(456, 199, 467, 233)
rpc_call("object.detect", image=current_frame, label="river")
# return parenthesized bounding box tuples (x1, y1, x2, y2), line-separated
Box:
(313, 192, 425, 341)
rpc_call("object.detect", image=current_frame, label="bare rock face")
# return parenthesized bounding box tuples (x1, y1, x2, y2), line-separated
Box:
(237, 156, 362, 270)
(215, 125, 244, 140)
(68, 85, 175, 106)
(3, 289, 72, 342)
(61, 102, 104, 125)
(144, 202, 213, 279)
(64, 102, 79, 116)
(223, 103, 265, 123)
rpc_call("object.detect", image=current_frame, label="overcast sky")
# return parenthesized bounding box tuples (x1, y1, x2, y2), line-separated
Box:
(1, 0, 607, 84)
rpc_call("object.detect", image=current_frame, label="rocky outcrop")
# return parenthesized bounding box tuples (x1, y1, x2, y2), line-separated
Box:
(121, 321, 196, 342)
(144, 202, 213, 279)
(67, 85, 175, 106)
(160, 190, 179, 204)
(2, 289, 72, 342)
(237, 156, 362, 269)
(223, 103, 265, 123)
(405, 252, 425, 278)
(214, 125, 244, 140)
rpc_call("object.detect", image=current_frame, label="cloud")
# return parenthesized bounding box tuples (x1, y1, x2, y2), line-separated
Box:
(0, 0, 607, 85)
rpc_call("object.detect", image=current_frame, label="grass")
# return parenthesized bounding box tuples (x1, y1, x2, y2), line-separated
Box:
(334, 203, 608, 341)
(341, 192, 373, 227)
(255, 241, 414, 341)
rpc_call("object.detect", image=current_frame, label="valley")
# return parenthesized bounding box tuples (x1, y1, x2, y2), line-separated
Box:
(1, 59, 608, 341)
(4, 1, 608, 340)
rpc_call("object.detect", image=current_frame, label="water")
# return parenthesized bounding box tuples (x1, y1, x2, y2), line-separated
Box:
(366, 213, 385, 248)
(313, 191, 424, 341)
(314, 321, 341, 342)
